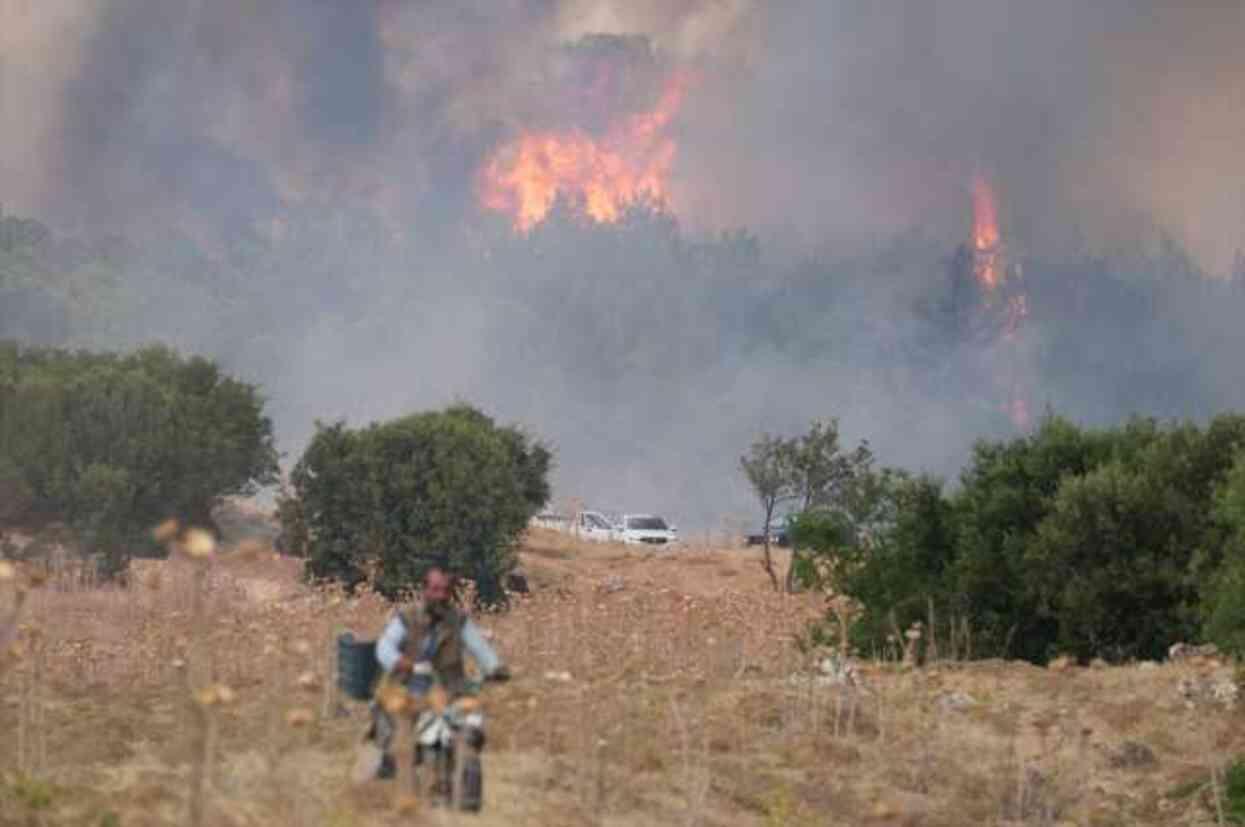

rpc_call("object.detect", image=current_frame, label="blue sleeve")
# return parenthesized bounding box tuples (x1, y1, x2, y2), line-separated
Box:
(375, 614, 407, 672)
(460, 618, 503, 677)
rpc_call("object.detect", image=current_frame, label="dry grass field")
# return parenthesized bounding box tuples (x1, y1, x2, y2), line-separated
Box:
(2, 525, 1245, 826)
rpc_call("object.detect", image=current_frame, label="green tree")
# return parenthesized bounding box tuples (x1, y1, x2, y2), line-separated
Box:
(1204, 449, 1245, 655)
(1025, 461, 1198, 662)
(0, 343, 279, 575)
(949, 415, 1124, 661)
(740, 434, 795, 591)
(286, 404, 551, 606)
(741, 420, 876, 593)
(948, 413, 1245, 662)
(784, 420, 875, 591)
(793, 473, 957, 656)
(789, 412, 1245, 665)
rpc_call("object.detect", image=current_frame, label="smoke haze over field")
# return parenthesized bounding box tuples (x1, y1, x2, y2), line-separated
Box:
(3, 1, 1245, 528)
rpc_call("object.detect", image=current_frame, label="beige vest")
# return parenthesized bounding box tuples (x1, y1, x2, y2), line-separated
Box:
(399, 599, 468, 696)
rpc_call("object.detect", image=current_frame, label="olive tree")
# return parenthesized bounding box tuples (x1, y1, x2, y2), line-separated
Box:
(285, 404, 552, 606)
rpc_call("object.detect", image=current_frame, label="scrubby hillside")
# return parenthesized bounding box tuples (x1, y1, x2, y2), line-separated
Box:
(2, 528, 1243, 826)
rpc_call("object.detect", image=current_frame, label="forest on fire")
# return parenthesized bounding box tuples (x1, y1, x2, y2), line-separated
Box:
(3, 200, 1242, 439)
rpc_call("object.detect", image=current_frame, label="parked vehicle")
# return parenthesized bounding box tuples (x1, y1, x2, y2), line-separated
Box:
(530, 511, 570, 531)
(745, 515, 793, 547)
(616, 514, 679, 546)
(571, 510, 618, 543)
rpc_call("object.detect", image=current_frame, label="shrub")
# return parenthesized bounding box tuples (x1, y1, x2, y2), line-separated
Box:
(1226, 756, 1245, 825)
(1204, 556, 1245, 659)
(799, 413, 1245, 664)
(1025, 461, 1199, 662)
(0, 454, 33, 525)
(1204, 449, 1245, 656)
(793, 474, 959, 655)
(284, 404, 551, 605)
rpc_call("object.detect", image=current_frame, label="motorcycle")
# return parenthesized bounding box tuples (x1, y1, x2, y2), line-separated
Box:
(412, 686, 488, 811)
(348, 673, 497, 808)
(340, 632, 507, 811)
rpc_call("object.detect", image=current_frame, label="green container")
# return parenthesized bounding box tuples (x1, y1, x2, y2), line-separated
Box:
(337, 633, 380, 701)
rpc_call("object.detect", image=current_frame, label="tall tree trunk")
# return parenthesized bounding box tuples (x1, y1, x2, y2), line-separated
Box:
(759, 503, 779, 591)
(760, 537, 779, 591)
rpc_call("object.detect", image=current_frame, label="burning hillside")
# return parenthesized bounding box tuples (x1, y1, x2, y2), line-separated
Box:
(478, 73, 688, 232)
(971, 173, 1005, 293)
(961, 173, 1032, 428)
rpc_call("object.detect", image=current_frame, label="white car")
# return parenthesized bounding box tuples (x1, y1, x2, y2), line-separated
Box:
(616, 514, 679, 547)
(571, 510, 618, 543)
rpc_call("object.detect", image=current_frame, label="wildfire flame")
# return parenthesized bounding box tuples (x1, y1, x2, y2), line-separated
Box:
(479, 75, 688, 232)
(967, 172, 1031, 430)
(971, 173, 1003, 291)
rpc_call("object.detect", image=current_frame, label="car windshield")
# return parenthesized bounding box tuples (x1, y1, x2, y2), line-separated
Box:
(627, 516, 668, 530)
(585, 514, 612, 530)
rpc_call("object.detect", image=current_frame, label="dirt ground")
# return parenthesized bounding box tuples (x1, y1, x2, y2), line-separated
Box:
(2, 527, 1244, 826)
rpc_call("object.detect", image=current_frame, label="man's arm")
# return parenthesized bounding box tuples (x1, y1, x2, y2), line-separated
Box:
(374, 614, 410, 673)
(460, 617, 506, 678)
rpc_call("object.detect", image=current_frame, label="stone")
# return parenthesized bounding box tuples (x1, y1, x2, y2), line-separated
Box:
(1177, 670, 1239, 709)
(936, 690, 978, 712)
(1211, 675, 1240, 707)
(816, 653, 860, 687)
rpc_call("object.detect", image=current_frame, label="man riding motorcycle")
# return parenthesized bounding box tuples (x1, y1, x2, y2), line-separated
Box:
(354, 565, 510, 810)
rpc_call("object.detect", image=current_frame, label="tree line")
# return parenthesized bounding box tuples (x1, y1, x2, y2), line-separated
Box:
(744, 414, 1245, 663)
(7, 332, 1245, 659)
(0, 342, 549, 605)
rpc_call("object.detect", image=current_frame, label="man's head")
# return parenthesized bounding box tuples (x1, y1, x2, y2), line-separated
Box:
(423, 565, 454, 617)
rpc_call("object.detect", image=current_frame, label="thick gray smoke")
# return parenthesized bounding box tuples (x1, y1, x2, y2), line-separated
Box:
(3, 1, 1244, 531)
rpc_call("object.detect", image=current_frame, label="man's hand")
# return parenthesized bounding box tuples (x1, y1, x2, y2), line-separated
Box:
(393, 655, 416, 676)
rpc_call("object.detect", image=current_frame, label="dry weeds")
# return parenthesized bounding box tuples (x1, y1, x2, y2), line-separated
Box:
(1, 527, 1244, 826)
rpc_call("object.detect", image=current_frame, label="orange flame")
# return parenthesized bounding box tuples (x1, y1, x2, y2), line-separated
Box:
(969, 173, 1031, 430)
(479, 75, 688, 232)
(1005, 394, 1032, 430)
(971, 173, 1003, 291)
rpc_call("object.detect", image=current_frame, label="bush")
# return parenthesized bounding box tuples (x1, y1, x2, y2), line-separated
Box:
(793, 474, 960, 656)
(1227, 756, 1245, 825)
(0, 342, 278, 572)
(948, 416, 1133, 661)
(1204, 556, 1245, 659)
(1025, 461, 1199, 662)
(845, 475, 959, 654)
(0, 454, 33, 525)
(284, 404, 551, 605)
(801, 413, 1245, 664)
(1204, 450, 1245, 656)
